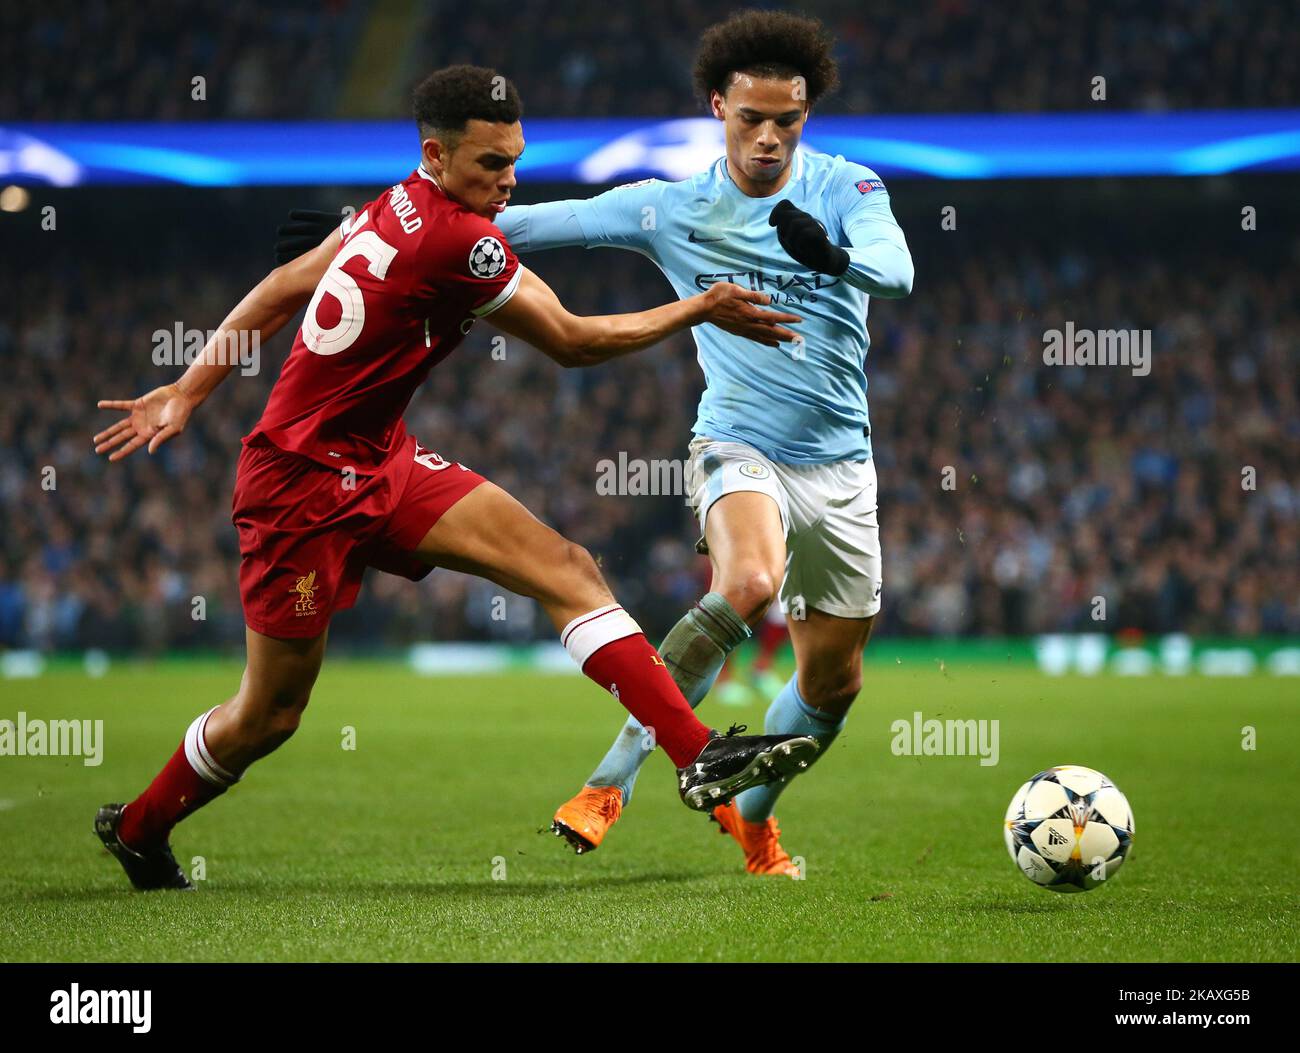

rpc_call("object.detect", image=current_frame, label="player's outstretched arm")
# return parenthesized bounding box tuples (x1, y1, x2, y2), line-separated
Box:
(274, 201, 588, 261)
(487, 268, 801, 368)
(495, 201, 589, 253)
(93, 229, 341, 462)
(497, 178, 666, 255)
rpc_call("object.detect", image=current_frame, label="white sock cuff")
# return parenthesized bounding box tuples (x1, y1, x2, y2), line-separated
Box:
(560, 604, 643, 669)
(184, 706, 239, 787)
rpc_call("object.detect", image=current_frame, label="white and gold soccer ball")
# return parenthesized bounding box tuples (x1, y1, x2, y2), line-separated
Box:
(1003, 765, 1134, 893)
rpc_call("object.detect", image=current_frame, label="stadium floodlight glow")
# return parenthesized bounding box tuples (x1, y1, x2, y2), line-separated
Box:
(3, 111, 1298, 186)
(0, 185, 32, 212)
(0, 129, 83, 186)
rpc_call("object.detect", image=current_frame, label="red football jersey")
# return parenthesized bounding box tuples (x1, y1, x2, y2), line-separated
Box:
(245, 167, 521, 472)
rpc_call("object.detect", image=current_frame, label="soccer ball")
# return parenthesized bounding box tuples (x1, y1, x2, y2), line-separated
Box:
(1003, 765, 1134, 893)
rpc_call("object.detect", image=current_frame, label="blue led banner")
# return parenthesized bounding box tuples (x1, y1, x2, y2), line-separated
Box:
(3, 111, 1298, 187)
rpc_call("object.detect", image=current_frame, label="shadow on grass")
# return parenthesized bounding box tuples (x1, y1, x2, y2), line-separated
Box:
(973, 895, 1123, 915)
(6, 886, 162, 906)
(220, 870, 709, 898)
(22, 870, 707, 903)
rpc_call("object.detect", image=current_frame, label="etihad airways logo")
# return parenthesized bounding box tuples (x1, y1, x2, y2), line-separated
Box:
(694, 270, 839, 305)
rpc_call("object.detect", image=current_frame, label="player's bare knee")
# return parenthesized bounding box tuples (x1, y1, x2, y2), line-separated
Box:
(230, 683, 311, 742)
(265, 701, 307, 738)
(549, 539, 607, 600)
(575, 541, 605, 583)
(721, 569, 778, 625)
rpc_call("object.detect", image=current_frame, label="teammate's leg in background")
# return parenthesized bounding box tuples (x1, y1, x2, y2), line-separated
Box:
(712, 643, 755, 708)
(733, 608, 874, 822)
(98, 628, 328, 889)
(583, 490, 786, 806)
(750, 605, 790, 701)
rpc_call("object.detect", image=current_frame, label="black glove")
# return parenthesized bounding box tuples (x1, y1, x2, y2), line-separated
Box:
(768, 199, 849, 276)
(274, 209, 345, 264)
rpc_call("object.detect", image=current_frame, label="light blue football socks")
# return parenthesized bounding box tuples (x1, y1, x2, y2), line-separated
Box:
(586, 592, 751, 804)
(735, 674, 845, 822)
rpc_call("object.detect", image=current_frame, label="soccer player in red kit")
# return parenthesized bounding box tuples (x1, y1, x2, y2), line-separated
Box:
(90, 65, 817, 891)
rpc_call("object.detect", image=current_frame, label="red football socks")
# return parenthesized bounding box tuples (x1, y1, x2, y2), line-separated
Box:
(118, 609, 713, 852)
(117, 707, 238, 850)
(562, 605, 712, 767)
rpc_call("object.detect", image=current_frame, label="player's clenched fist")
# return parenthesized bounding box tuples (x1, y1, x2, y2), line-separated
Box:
(94, 383, 196, 461)
(768, 199, 850, 276)
(698, 282, 803, 348)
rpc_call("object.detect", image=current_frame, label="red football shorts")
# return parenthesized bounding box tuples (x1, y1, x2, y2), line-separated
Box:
(232, 435, 485, 638)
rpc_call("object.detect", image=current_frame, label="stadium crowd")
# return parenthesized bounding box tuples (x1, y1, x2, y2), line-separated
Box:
(2, 200, 1296, 652)
(2, 0, 1294, 121)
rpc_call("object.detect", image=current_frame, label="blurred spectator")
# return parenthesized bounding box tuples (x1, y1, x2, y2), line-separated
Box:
(1, 191, 1296, 651)
(2, 0, 1295, 121)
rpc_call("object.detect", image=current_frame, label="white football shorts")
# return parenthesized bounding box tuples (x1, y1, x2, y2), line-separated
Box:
(685, 436, 883, 620)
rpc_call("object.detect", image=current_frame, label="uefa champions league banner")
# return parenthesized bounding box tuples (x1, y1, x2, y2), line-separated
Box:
(2, 110, 1299, 186)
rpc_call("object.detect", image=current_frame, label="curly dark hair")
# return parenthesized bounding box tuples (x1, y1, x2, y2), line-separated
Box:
(412, 65, 522, 143)
(693, 9, 840, 107)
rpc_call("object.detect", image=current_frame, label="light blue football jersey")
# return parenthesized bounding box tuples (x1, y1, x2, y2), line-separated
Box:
(496, 149, 912, 464)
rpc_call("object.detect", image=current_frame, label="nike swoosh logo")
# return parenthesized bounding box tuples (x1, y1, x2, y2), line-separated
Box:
(688, 230, 725, 243)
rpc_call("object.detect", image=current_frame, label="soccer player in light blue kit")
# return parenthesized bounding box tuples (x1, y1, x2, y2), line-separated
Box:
(509, 11, 914, 874)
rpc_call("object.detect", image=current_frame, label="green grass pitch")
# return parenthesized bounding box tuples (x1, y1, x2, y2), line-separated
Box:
(1, 657, 1295, 962)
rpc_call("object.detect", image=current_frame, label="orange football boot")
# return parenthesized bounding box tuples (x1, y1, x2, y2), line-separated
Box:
(711, 800, 800, 877)
(551, 785, 624, 855)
